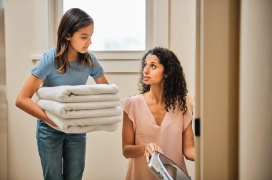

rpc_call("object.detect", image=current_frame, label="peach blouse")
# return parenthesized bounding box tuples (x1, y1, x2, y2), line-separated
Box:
(121, 94, 194, 180)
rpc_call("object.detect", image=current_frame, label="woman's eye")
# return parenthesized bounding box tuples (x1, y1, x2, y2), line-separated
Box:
(82, 37, 87, 39)
(152, 65, 156, 69)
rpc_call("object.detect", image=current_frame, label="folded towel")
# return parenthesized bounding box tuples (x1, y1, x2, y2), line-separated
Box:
(39, 93, 120, 103)
(50, 122, 119, 134)
(37, 99, 120, 116)
(36, 84, 119, 102)
(40, 105, 121, 119)
(45, 111, 122, 130)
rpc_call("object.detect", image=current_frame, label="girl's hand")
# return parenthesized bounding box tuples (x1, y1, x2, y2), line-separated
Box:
(144, 142, 159, 163)
(41, 109, 58, 127)
(44, 119, 57, 127)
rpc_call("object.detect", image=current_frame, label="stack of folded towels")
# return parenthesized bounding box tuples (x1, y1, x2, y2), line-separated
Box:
(35, 84, 122, 134)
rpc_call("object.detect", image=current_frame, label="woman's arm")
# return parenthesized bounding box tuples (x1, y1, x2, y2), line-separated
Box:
(15, 74, 57, 127)
(182, 121, 195, 161)
(94, 75, 108, 84)
(122, 111, 146, 159)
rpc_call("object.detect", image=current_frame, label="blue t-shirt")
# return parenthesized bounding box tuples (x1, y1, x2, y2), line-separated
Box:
(31, 47, 104, 87)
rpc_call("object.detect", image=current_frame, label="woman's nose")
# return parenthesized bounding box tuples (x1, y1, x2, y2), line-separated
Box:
(143, 67, 149, 74)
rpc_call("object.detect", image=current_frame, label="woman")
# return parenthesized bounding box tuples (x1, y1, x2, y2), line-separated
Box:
(15, 8, 108, 180)
(121, 47, 195, 180)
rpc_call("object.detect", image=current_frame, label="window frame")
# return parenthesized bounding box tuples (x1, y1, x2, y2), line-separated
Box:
(32, 0, 169, 72)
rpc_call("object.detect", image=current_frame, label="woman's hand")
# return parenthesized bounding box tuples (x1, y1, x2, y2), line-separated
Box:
(144, 142, 160, 163)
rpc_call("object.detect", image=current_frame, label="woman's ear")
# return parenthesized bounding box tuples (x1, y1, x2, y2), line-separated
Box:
(164, 73, 168, 78)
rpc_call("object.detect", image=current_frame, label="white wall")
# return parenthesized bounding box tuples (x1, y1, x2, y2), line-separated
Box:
(4, 0, 196, 179)
(239, 0, 272, 179)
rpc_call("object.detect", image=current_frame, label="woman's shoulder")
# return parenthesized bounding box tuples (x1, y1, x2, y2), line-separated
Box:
(121, 94, 143, 104)
(120, 94, 144, 115)
(123, 94, 143, 100)
(185, 96, 195, 110)
(173, 96, 194, 114)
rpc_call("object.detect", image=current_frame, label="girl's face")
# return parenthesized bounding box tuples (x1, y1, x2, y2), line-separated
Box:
(143, 54, 166, 85)
(67, 24, 94, 54)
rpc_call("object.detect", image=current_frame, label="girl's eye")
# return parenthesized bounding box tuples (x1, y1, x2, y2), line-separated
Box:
(151, 64, 156, 69)
(82, 36, 87, 39)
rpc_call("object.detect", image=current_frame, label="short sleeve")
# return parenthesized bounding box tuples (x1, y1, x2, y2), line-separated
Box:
(183, 96, 195, 131)
(120, 97, 136, 132)
(31, 49, 55, 80)
(89, 53, 104, 79)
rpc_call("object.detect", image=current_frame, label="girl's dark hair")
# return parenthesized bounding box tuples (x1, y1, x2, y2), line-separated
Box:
(138, 47, 188, 114)
(56, 8, 94, 74)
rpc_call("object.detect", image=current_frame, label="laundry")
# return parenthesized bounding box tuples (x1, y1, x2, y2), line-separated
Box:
(36, 84, 119, 102)
(45, 111, 122, 131)
(35, 84, 122, 133)
(49, 122, 120, 134)
(37, 99, 121, 118)
(37, 93, 120, 103)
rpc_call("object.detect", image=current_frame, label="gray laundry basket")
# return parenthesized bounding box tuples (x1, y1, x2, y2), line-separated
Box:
(147, 151, 192, 180)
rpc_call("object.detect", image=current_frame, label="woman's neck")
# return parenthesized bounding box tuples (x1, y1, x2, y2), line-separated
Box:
(144, 85, 165, 104)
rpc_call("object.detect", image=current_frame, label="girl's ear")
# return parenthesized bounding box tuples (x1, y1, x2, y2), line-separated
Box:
(66, 33, 71, 41)
(164, 73, 168, 78)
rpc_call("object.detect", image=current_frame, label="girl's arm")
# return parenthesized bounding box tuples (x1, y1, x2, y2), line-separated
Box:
(15, 74, 57, 127)
(182, 121, 195, 161)
(122, 111, 146, 159)
(94, 75, 108, 84)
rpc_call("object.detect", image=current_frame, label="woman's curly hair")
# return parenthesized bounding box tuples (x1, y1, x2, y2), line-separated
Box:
(138, 47, 188, 115)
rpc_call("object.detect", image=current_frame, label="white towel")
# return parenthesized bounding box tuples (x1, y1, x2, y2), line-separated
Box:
(36, 84, 119, 102)
(44, 93, 120, 103)
(45, 111, 122, 130)
(37, 99, 120, 116)
(40, 105, 121, 119)
(50, 122, 119, 134)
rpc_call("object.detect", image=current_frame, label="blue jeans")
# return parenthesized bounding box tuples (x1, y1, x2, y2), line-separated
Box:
(36, 120, 86, 180)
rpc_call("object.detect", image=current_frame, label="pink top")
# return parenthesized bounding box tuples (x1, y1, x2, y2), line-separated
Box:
(121, 94, 194, 180)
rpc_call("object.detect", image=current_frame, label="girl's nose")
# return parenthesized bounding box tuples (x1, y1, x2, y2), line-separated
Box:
(87, 37, 92, 45)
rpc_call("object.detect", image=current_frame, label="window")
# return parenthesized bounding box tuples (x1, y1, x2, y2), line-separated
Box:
(63, 0, 146, 51)
(33, 0, 168, 72)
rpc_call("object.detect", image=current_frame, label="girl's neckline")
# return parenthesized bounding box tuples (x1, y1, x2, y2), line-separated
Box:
(68, 60, 78, 63)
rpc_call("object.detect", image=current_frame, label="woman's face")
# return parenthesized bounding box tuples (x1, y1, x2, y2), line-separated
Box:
(143, 54, 166, 86)
(67, 23, 94, 54)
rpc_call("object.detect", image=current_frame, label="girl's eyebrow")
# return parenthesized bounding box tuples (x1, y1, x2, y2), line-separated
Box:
(81, 33, 93, 36)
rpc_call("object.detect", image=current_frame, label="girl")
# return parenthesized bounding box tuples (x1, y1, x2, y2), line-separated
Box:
(121, 47, 195, 180)
(15, 8, 108, 180)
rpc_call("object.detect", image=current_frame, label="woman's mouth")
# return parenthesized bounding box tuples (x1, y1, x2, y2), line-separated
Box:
(143, 76, 150, 81)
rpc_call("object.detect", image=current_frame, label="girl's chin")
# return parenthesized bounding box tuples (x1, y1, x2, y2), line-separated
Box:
(79, 49, 88, 53)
